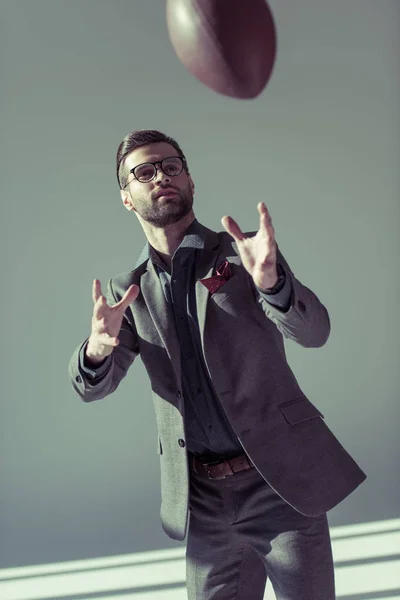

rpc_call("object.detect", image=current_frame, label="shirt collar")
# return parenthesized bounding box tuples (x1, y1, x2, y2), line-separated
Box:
(134, 218, 207, 270)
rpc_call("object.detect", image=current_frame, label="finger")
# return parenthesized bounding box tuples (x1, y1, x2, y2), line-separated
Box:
(258, 201, 271, 222)
(221, 215, 246, 242)
(115, 284, 140, 311)
(93, 295, 107, 319)
(258, 202, 274, 233)
(92, 279, 103, 304)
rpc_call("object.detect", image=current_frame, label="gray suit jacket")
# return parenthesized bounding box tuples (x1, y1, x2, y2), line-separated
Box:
(69, 225, 366, 541)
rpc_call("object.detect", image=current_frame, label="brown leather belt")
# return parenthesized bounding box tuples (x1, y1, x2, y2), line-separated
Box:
(191, 452, 255, 480)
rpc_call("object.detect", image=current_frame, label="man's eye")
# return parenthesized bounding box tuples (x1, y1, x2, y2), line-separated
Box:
(165, 166, 179, 174)
(137, 168, 153, 179)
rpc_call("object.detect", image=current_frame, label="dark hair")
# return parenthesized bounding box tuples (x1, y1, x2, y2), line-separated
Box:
(116, 129, 189, 189)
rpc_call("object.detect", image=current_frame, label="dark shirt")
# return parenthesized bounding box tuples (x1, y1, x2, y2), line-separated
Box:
(79, 219, 293, 460)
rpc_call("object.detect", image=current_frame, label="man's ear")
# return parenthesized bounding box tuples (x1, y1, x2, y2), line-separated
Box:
(120, 189, 136, 212)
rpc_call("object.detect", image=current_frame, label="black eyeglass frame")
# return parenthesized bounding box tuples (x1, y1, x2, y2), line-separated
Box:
(121, 156, 187, 189)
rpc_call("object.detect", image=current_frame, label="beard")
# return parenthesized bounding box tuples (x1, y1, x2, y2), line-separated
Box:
(132, 183, 194, 228)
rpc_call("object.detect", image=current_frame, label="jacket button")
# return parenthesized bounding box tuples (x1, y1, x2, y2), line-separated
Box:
(176, 390, 182, 399)
(76, 375, 82, 383)
(178, 439, 186, 448)
(298, 300, 306, 313)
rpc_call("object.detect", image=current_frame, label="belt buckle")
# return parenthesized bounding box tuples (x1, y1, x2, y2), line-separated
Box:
(204, 459, 233, 480)
(205, 466, 227, 480)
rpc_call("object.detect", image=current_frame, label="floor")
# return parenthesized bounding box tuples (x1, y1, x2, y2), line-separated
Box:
(0, 518, 399, 600)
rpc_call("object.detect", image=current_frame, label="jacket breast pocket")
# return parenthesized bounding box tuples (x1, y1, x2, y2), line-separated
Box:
(279, 397, 324, 425)
(211, 275, 241, 304)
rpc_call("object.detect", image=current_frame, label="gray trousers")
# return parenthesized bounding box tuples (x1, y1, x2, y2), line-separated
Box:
(186, 460, 335, 600)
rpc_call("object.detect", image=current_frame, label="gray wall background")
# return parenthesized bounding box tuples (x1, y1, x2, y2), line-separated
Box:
(1, 0, 399, 569)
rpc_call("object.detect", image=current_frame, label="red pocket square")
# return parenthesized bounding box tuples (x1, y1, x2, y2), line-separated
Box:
(200, 260, 232, 294)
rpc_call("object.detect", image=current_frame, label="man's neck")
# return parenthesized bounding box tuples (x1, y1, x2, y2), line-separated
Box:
(140, 212, 196, 262)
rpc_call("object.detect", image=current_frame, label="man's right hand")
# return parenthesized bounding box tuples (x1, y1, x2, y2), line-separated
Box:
(85, 279, 140, 364)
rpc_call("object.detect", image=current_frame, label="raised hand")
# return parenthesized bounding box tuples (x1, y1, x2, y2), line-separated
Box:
(221, 201, 278, 291)
(86, 279, 140, 362)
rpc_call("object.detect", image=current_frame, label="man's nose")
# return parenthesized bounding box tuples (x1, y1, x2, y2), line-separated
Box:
(154, 163, 171, 184)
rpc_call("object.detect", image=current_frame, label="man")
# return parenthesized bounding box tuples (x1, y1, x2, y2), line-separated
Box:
(69, 129, 366, 600)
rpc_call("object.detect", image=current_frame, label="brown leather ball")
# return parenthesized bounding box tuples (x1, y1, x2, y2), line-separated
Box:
(166, 0, 277, 99)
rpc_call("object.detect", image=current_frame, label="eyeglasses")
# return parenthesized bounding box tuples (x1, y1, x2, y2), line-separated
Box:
(123, 156, 186, 188)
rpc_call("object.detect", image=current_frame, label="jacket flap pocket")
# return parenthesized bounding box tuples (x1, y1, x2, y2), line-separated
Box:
(279, 398, 324, 425)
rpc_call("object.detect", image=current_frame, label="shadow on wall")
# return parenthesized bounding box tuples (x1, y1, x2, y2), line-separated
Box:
(0, 518, 399, 599)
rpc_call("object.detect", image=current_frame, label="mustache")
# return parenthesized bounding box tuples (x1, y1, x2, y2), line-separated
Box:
(153, 187, 180, 200)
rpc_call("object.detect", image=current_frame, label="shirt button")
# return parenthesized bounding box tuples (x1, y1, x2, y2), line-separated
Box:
(76, 375, 82, 383)
(178, 439, 186, 448)
(176, 390, 182, 399)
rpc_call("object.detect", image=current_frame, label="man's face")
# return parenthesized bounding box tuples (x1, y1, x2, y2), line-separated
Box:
(120, 142, 195, 228)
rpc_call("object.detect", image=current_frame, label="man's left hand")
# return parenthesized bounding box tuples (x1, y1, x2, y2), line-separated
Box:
(221, 202, 278, 291)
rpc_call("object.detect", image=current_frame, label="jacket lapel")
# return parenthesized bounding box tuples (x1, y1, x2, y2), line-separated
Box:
(140, 260, 182, 381)
(194, 248, 221, 351)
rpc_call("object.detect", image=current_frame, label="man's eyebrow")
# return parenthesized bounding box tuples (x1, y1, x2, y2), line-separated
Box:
(130, 155, 181, 168)
(131, 157, 160, 166)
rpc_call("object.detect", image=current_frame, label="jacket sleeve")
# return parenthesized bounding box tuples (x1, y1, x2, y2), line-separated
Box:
(79, 340, 112, 381)
(68, 278, 140, 402)
(255, 262, 292, 313)
(254, 244, 331, 348)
